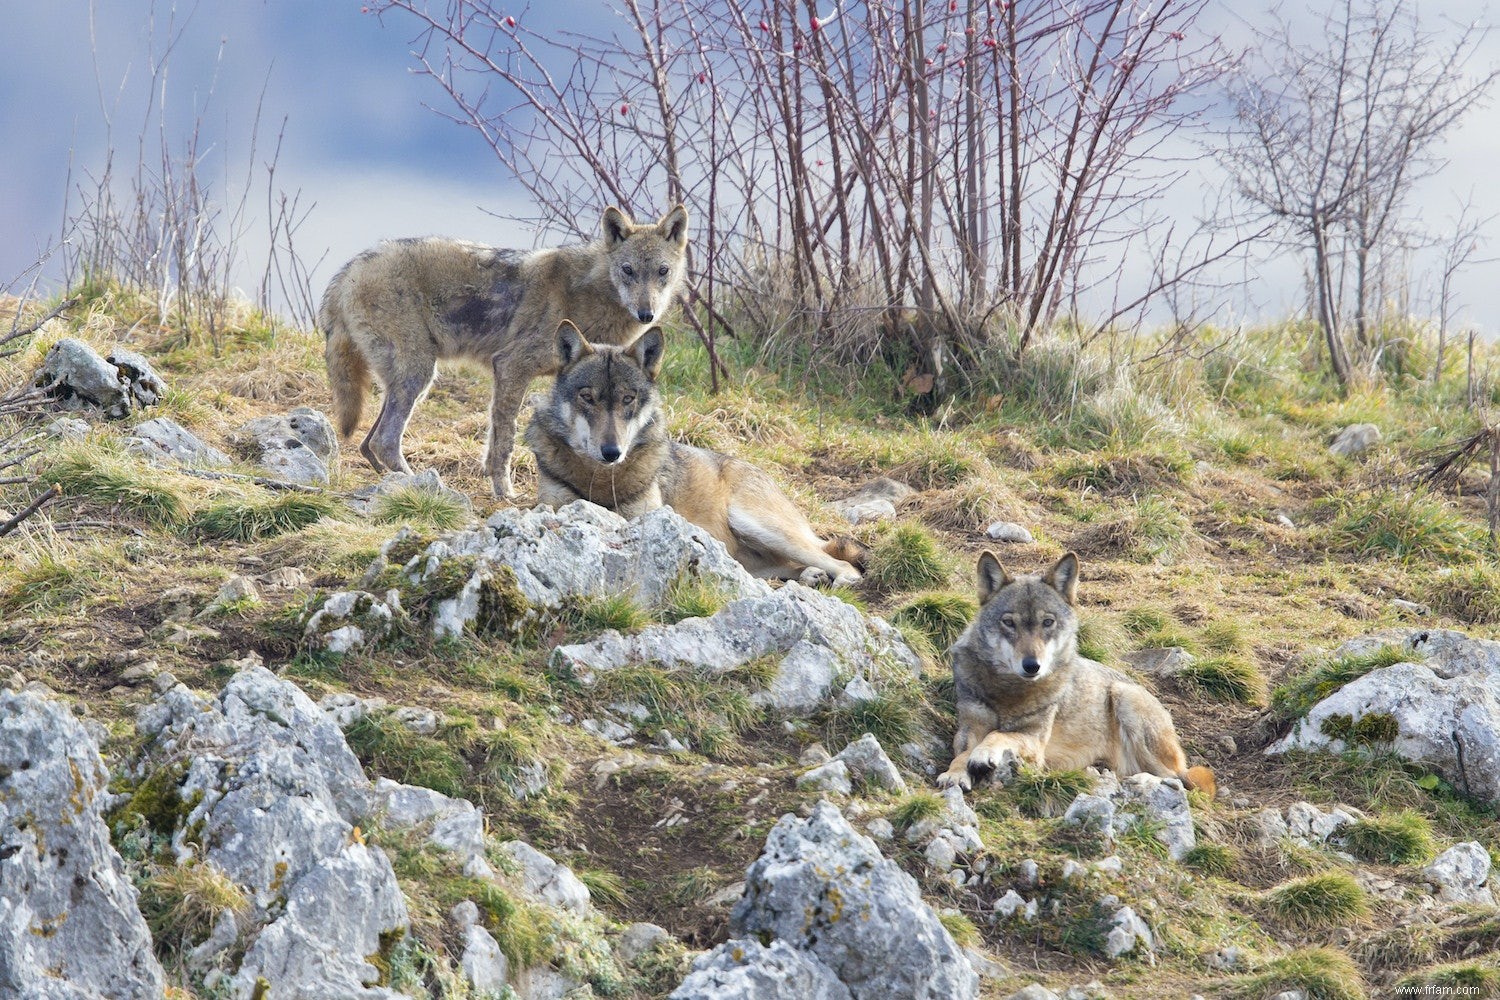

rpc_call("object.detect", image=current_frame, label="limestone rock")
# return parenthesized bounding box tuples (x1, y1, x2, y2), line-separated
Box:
(1102, 906, 1153, 958)
(555, 580, 921, 712)
(832, 478, 912, 525)
(32, 338, 165, 419)
(835, 733, 907, 794)
(797, 759, 853, 795)
(670, 938, 853, 1000)
(1424, 842, 1494, 905)
(1061, 773, 1194, 860)
(0, 690, 165, 1000)
(1268, 629, 1500, 810)
(1329, 423, 1381, 457)
(617, 922, 672, 964)
(730, 801, 978, 999)
(985, 521, 1034, 544)
(126, 416, 231, 468)
(1121, 647, 1195, 678)
(501, 840, 592, 916)
(233, 407, 338, 484)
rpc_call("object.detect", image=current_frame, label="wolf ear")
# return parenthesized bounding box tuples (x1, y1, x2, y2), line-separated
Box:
(556, 320, 595, 367)
(657, 204, 689, 247)
(976, 551, 1011, 606)
(627, 327, 665, 381)
(1043, 551, 1080, 605)
(602, 206, 633, 244)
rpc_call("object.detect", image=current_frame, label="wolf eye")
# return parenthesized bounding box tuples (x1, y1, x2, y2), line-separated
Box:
(1000, 615, 1016, 629)
(620, 394, 635, 406)
(578, 389, 595, 405)
(657, 265, 669, 277)
(1042, 616, 1056, 628)
(621, 264, 635, 278)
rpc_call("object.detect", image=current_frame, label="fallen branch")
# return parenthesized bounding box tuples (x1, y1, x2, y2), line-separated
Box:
(0, 296, 78, 357)
(0, 485, 61, 540)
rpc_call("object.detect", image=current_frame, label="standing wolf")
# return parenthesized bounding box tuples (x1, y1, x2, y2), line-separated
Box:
(939, 551, 1216, 797)
(525, 321, 866, 586)
(320, 205, 689, 498)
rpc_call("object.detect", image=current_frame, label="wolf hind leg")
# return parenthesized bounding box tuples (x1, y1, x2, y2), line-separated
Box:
(363, 363, 434, 476)
(1111, 687, 1215, 795)
(727, 484, 860, 586)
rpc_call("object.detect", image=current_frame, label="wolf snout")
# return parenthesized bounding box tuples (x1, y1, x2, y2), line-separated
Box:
(636, 308, 655, 323)
(1021, 656, 1041, 677)
(600, 443, 623, 463)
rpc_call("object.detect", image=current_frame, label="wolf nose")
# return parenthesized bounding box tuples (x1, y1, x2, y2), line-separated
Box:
(636, 308, 654, 323)
(600, 443, 622, 463)
(1021, 657, 1041, 677)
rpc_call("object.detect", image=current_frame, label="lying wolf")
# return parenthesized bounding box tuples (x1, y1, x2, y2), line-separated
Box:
(525, 321, 866, 586)
(939, 551, 1216, 797)
(321, 205, 688, 498)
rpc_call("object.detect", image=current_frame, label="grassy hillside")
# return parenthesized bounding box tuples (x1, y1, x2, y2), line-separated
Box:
(2, 282, 1498, 998)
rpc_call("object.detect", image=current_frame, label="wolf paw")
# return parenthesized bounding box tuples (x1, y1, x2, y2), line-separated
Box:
(798, 566, 834, 588)
(965, 744, 1019, 786)
(936, 768, 973, 792)
(490, 473, 516, 501)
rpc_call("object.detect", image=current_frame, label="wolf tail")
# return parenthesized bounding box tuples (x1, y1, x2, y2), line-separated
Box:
(1182, 765, 1217, 799)
(321, 299, 369, 440)
(824, 535, 871, 573)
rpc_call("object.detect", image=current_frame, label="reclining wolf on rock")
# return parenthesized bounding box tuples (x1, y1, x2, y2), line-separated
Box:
(321, 205, 689, 499)
(941, 551, 1216, 797)
(526, 321, 867, 587)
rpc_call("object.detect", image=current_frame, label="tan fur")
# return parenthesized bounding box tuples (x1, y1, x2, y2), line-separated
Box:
(939, 552, 1216, 799)
(320, 205, 688, 497)
(525, 327, 864, 587)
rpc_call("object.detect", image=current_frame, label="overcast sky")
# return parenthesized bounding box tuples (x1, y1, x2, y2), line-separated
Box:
(2, 1, 1497, 336)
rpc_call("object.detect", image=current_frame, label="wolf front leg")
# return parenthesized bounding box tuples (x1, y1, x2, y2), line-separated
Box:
(485, 342, 553, 499)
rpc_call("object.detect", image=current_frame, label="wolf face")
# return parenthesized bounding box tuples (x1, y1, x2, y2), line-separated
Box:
(967, 551, 1081, 681)
(547, 321, 665, 465)
(602, 205, 689, 324)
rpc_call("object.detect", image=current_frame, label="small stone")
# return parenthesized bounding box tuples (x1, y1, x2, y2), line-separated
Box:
(450, 900, 480, 931)
(865, 818, 895, 841)
(1122, 647, 1195, 677)
(1389, 598, 1430, 617)
(1329, 423, 1381, 457)
(1018, 859, 1039, 886)
(617, 922, 671, 964)
(1102, 906, 1153, 958)
(1276, 513, 1296, 529)
(985, 521, 1034, 544)
(1006, 986, 1060, 1000)
(994, 890, 1027, 918)
(394, 706, 439, 736)
(925, 836, 958, 872)
(1093, 856, 1124, 877)
(797, 759, 853, 795)
(1424, 842, 1494, 905)
(841, 674, 880, 704)
(799, 742, 832, 766)
(1059, 860, 1086, 883)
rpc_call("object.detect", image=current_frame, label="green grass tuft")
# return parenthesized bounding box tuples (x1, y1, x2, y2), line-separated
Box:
(1395, 961, 1500, 991)
(1175, 654, 1267, 705)
(572, 592, 653, 634)
(345, 712, 468, 799)
(190, 491, 339, 541)
(1339, 810, 1435, 865)
(588, 664, 762, 762)
(1272, 644, 1413, 721)
(938, 910, 980, 948)
(661, 574, 735, 623)
(891, 791, 945, 831)
(819, 692, 923, 751)
(1075, 612, 1129, 665)
(1226, 946, 1367, 1000)
(890, 592, 976, 652)
(1319, 488, 1486, 563)
(44, 445, 190, 526)
(866, 524, 951, 590)
(1264, 872, 1369, 931)
(1183, 841, 1238, 877)
(1010, 766, 1093, 818)
(371, 486, 471, 531)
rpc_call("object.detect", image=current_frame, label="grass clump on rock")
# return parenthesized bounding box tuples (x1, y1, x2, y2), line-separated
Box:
(866, 524, 951, 591)
(1339, 810, 1435, 865)
(1264, 872, 1370, 932)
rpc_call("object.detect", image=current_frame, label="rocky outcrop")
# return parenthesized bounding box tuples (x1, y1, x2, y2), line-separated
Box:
(715, 801, 979, 1000)
(129, 664, 604, 998)
(125, 416, 231, 468)
(0, 690, 165, 1000)
(232, 407, 338, 484)
(1423, 842, 1494, 905)
(351, 501, 765, 644)
(831, 478, 912, 525)
(1268, 629, 1500, 810)
(554, 583, 923, 712)
(32, 338, 165, 419)
(1329, 423, 1381, 457)
(1061, 770, 1196, 861)
(671, 938, 853, 1000)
